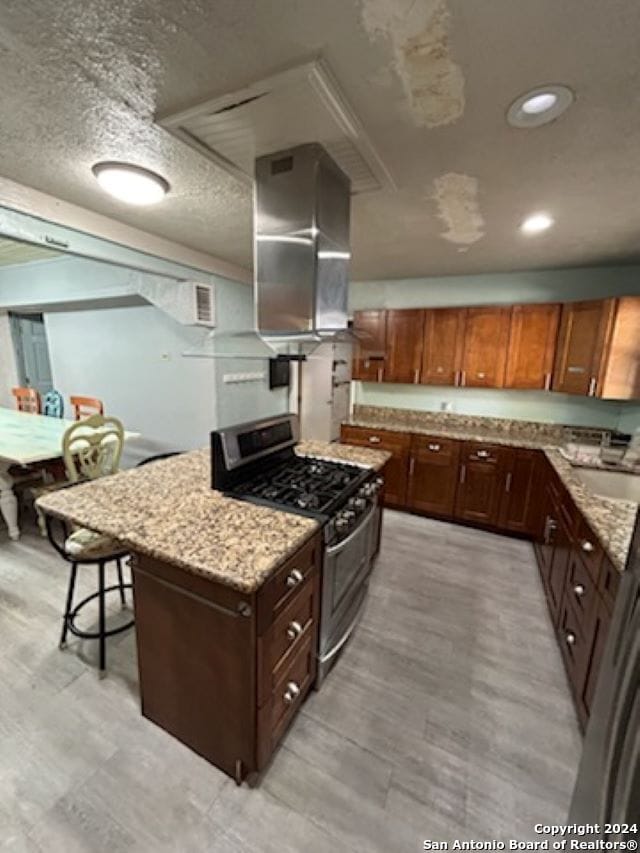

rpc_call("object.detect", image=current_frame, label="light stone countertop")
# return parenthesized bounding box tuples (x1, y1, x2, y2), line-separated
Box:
(36, 441, 390, 593)
(346, 406, 638, 573)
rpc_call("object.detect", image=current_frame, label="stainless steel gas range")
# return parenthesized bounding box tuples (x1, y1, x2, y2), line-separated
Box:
(211, 414, 383, 685)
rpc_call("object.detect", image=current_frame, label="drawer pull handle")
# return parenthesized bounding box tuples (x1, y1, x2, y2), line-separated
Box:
(476, 371, 486, 379)
(476, 450, 490, 459)
(581, 540, 595, 554)
(286, 569, 304, 588)
(573, 584, 585, 598)
(368, 436, 381, 444)
(283, 681, 301, 705)
(428, 443, 440, 452)
(286, 620, 303, 641)
(565, 632, 576, 646)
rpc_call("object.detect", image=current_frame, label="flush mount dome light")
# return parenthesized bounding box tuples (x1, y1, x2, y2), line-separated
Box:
(521, 212, 554, 234)
(92, 162, 169, 205)
(507, 85, 574, 128)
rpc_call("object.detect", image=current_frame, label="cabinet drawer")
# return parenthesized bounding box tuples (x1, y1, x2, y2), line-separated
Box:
(574, 514, 603, 584)
(257, 572, 316, 707)
(598, 557, 621, 614)
(341, 425, 410, 453)
(565, 551, 597, 631)
(557, 601, 589, 696)
(410, 434, 458, 458)
(257, 534, 320, 633)
(257, 632, 315, 767)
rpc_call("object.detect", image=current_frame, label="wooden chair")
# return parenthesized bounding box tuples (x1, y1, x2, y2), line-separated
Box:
(12, 386, 41, 414)
(70, 395, 104, 421)
(40, 414, 132, 674)
(42, 389, 64, 419)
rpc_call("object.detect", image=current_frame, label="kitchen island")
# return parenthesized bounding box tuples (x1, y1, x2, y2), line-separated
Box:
(37, 441, 389, 783)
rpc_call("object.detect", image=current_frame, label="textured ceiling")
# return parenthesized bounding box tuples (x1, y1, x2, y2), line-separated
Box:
(0, 237, 59, 267)
(0, 0, 639, 280)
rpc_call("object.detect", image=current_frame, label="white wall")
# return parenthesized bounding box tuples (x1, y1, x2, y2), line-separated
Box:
(0, 311, 19, 407)
(44, 305, 216, 464)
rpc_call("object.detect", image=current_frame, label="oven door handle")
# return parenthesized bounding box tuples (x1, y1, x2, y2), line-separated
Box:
(326, 505, 376, 556)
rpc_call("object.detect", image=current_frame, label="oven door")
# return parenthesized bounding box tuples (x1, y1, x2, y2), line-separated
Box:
(319, 504, 375, 657)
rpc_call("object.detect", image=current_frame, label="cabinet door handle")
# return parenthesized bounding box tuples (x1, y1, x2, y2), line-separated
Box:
(368, 435, 381, 444)
(588, 377, 597, 396)
(377, 366, 383, 382)
(544, 515, 557, 545)
(409, 457, 416, 477)
(460, 370, 466, 387)
(286, 620, 303, 641)
(413, 368, 420, 384)
(454, 370, 460, 387)
(505, 472, 512, 493)
(573, 584, 585, 598)
(581, 540, 595, 554)
(565, 632, 576, 646)
(286, 569, 304, 588)
(544, 372, 552, 391)
(283, 681, 301, 705)
(428, 443, 440, 452)
(459, 464, 466, 484)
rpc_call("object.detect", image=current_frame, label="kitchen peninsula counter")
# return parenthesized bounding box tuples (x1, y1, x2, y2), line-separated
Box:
(36, 441, 390, 593)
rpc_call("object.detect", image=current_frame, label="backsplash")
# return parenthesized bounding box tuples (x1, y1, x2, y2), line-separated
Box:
(353, 382, 638, 432)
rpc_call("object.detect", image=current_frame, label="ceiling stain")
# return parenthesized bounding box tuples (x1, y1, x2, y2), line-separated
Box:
(360, 0, 464, 128)
(432, 172, 484, 250)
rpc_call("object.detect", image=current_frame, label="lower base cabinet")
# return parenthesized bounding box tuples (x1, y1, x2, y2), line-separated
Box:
(340, 424, 620, 729)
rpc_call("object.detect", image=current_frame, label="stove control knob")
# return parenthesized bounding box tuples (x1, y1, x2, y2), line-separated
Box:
(375, 477, 384, 489)
(352, 497, 367, 512)
(335, 515, 350, 532)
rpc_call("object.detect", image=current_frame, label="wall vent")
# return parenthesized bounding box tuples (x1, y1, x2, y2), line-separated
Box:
(158, 60, 395, 195)
(192, 283, 215, 327)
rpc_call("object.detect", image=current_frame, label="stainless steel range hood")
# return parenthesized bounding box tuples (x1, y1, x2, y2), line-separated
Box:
(255, 143, 351, 341)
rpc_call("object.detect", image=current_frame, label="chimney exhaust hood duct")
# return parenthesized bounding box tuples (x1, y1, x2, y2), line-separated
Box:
(255, 143, 351, 342)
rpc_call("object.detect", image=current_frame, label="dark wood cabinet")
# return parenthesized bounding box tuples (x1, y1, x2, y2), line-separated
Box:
(407, 435, 460, 518)
(420, 308, 465, 386)
(504, 304, 560, 390)
(340, 425, 410, 508)
(352, 310, 386, 381)
(579, 596, 612, 721)
(552, 299, 615, 396)
(460, 306, 511, 388)
(454, 442, 509, 526)
(384, 310, 424, 384)
(498, 449, 540, 535)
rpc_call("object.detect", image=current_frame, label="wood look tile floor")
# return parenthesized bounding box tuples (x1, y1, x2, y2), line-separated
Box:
(0, 511, 582, 852)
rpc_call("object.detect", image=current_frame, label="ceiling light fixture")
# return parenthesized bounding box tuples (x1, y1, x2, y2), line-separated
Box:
(520, 212, 554, 234)
(92, 162, 170, 205)
(507, 85, 574, 128)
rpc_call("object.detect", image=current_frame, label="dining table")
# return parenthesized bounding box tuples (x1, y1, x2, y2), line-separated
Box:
(0, 406, 139, 540)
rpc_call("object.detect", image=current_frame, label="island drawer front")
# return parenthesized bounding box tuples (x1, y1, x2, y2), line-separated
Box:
(257, 533, 321, 634)
(257, 570, 317, 707)
(257, 631, 316, 769)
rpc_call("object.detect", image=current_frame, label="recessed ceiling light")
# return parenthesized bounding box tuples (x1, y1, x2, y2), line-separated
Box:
(521, 212, 554, 234)
(507, 85, 574, 128)
(92, 162, 169, 205)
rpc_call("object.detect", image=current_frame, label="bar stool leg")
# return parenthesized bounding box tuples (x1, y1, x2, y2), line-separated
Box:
(59, 562, 78, 649)
(116, 558, 126, 607)
(98, 561, 106, 675)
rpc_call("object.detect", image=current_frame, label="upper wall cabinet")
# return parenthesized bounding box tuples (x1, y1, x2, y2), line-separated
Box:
(504, 303, 561, 390)
(552, 300, 615, 396)
(597, 296, 640, 400)
(385, 309, 424, 384)
(421, 308, 466, 386)
(459, 307, 511, 388)
(352, 310, 387, 382)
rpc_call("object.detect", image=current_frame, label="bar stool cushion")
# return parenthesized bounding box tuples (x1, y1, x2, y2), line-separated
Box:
(64, 527, 123, 559)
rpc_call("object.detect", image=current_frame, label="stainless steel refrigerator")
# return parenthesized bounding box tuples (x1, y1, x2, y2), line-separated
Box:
(568, 509, 640, 829)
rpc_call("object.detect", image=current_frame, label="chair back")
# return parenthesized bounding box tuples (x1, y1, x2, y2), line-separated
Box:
(70, 395, 104, 421)
(12, 386, 41, 414)
(42, 389, 64, 419)
(62, 414, 124, 483)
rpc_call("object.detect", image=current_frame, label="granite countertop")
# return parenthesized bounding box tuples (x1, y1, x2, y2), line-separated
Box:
(346, 406, 638, 573)
(36, 441, 390, 594)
